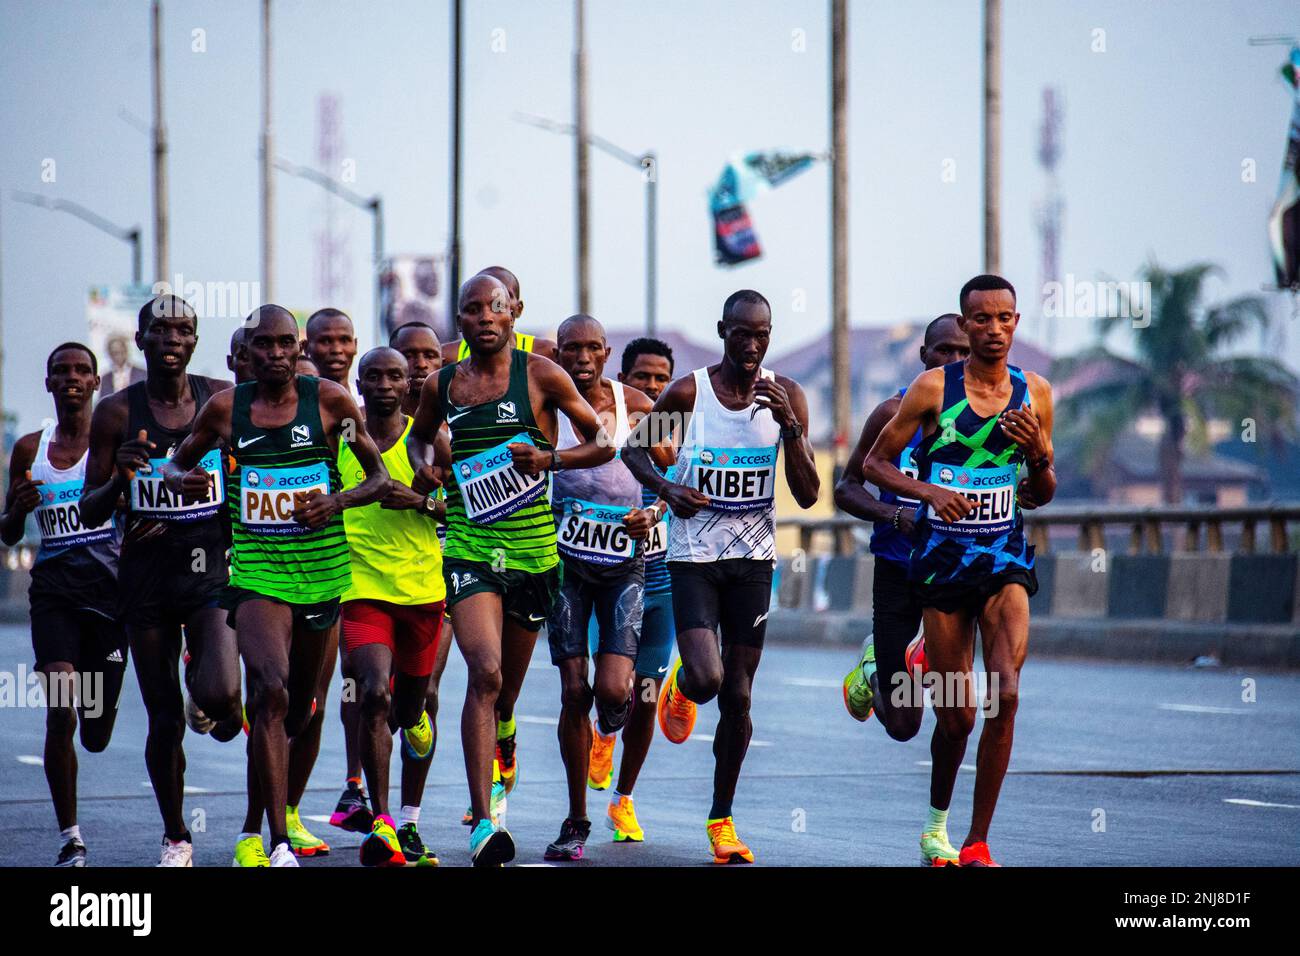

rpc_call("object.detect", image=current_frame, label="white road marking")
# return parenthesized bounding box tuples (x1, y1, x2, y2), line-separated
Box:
(692, 733, 771, 747)
(17, 755, 43, 766)
(783, 677, 841, 688)
(516, 863, 556, 867)
(1158, 703, 1253, 715)
(304, 814, 332, 824)
(1224, 798, 1300, 810)
(915, 760, 977, 771)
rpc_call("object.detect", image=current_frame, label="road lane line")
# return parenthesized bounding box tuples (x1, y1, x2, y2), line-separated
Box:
(1224, 798, 1300, 809)
(1158, 703, 1252, 715)
(16, 755, 43, 766)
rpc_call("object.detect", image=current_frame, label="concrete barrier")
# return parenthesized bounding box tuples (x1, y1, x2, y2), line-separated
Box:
(1049, 551, 1108, 618)
(1227, 555, 1298, 624)
(1167, 554, 1232, 623)
(1107, 555, 1170, 619)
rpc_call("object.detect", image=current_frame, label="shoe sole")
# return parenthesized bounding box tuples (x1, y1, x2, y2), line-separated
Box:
(543, 844, 585, 861)
(329, 809, 374, 833)
(472, 831, 516, 867)
(587, 775, 612, 791)
(291, 843, 330, 857)
(711, 852, 754, 864)
(360, 839, 406, 867)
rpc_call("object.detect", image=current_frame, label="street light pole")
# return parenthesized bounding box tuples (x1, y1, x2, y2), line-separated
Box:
(983, 0, 1002, 274)
(448, 0, 463, 328)
(574, 0, 591, 314)
(260, 0, 275, 300)
(151, 0, 169, 285)
(12, 192, 142, 284)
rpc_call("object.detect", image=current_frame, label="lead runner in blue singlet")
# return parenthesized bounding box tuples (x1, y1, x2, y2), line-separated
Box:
(863, 275, 1057, 868)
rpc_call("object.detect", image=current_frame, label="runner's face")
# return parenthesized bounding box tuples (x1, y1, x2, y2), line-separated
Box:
(46, 349, 99, 410)
(921, 325, 971, 370)
(458, 283, 513, 355)
(247, 317, 301, 386)
(719, 303, 771, 373)
(306, 316, 357, 384)
(621, 353, 673, 400)
(358, 354, 408, 417)
(229, 333, 252, 383)
(137, 312, 197, 374)
(959, 290, 1018, 361)
(392, 326, 442, 393)
(558, 325, 609, 389)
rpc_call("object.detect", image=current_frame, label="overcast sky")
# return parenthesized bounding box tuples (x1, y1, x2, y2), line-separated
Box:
(2, 0, 1297, 433)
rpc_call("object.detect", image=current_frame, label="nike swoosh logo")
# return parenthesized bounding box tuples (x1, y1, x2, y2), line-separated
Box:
(527, 614, 546, 622)
(753, 611, 769, 627)
(447, 410, 472, 424)
(657, 665, 669, 674)
(237, 435, 265, 448)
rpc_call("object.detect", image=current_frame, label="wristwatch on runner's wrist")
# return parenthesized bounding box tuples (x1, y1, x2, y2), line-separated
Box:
(550, 449, 563, 472)
(422, 493, 439, 516)
(779, 422, 803, 440)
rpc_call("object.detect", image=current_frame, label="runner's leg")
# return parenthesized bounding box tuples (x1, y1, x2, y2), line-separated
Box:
(923, 607, 978, 815)
(288, 621, 338, 807)
(182, 606, 241, 737)
(353, 642, 396, 819)
(452, 592, 504, 825)
(127, 623, 188, 838)
(40, 663, 78, 831)
(711, 643, 760, 820)
(238, 599, 294, 844)
(556, 656, 594, 820)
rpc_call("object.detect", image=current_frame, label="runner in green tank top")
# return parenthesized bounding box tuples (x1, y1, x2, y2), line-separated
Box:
(163, 305, 391, 866)
(407, 274, 614, 866)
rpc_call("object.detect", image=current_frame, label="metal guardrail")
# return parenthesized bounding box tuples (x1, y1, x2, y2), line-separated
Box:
(778, 503, 1300, 556)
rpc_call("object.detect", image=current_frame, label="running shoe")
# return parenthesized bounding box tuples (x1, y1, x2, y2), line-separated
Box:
(232, 835, 271, 868)
(360, 817, 406, 868)
(286, 806, 330, 857)
(496, 731, 519, 794)
(462, 761, 507, 825)
(656, 657, 697, 744)
(184, 690, 215, 735)
(920, 830, 960, 867)
(906, 632, 928, 678)
(55, 838, 86, 867)
(269, 842, 299, 867)
(706, 816, 754, 865)
(157, 837, 193, 867)
(543, 817, 592, 861)
(401, 711, 434, 761)
(587, 723, 615, 790)
(606, 794, 644, 843)
(397, 823, 439, 866)
(329, 781, 373, 833)
(842, 634, 876, 722)
(469, 819, 515, 867)
(958, 842, 1001, 867)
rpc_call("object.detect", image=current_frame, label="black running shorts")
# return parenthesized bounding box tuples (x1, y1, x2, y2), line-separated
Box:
(667, 559, 774, 649)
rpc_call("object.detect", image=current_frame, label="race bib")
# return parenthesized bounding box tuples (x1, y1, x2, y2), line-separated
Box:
(131, 450, 224, 521)
(926, 463, 1018, 536)
(893, 449, 921, 507)
(557, 498, 637, 565)
(35, 480, 114, 551)
(644, 512, 668, 560)
(240, 462, 329, 535)
(693, 445, 777, 513)
(455, 433, 547, 524)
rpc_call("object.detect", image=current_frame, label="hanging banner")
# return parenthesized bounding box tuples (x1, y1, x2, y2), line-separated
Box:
(379, 254, 449, 342)
(708, 152, 819, 267)
(86, 283, 152, 398)
(1269, 46, 1300, 289)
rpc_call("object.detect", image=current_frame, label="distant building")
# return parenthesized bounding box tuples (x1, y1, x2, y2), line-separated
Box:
(1095, 433, 1265, 506)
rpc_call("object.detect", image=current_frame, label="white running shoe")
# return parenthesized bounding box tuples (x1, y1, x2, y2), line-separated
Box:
(269, 842, 299, 867)
(157, 837, 193, 867)
(184, 692, 215, 735)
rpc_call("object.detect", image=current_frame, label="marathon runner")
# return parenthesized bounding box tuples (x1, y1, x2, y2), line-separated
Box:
(1, 343, 128, 867)
(623, 290, 819, 864)
(338, 347, 447, 866)
(304, 307, 358, 391)
(541, 316, 666, 861)
(441, 266, 558, 365)
(582, 336, 678, 844)
(80, 294, 241, 867)
(407, 274, 613, 866)
(162, 304, 390, 868)
(863, 275, 1055, 867)
(834, 314, 971, 865)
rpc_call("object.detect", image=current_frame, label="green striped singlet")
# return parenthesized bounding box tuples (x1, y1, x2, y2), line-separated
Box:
(439, 348, 557, 573)
(226, 375, 351, 603)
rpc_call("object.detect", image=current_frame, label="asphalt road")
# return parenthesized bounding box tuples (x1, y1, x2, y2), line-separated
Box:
(0, 622, 1297, 867)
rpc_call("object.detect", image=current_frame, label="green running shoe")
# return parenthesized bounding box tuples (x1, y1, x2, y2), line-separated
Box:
(842, 635, 876, 722)
(402, 711, 434, 761)
(469, 819, 515, 867)
(920, 829, 960, 867)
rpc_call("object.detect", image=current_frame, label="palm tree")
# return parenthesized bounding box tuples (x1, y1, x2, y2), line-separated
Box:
(1055, 261, 1297, 504)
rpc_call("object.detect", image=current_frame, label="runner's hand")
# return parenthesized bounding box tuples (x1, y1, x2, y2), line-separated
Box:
(380, 483, 426, 510)
(753, 378, 796, 429)
(11, 470, 44, 514)
(410, 464, 441, 495)
(116, 429, 155, 480)
(999, 408, 1047, 459)
(292, 488, 339, 529)
(622, 508, 652, 541)
(1017, 486, 1040, 511)
(508, 442, 549, 477)
(661, 482, 710, 519)
(925, 486, 976, 523)
(896, 507, 916, 537)
(178, 465, 212, 503)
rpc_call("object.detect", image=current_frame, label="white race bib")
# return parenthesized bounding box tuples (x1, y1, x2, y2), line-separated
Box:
(455, 433, 548, 525)
(240, 462, 329, 535)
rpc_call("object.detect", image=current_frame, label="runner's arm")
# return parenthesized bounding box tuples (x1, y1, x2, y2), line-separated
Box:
(406, 371, 447, 474)
(622, 375, 711, 518)
(762, 375, 818, 509)
(0, 433, 41, 545)
(834, 397, 905, 525)
(513, 358, 615, 474)
(1002, 373, 1056, 506)
(161, 390, 231, 497)
(79, 394, 138, 529)
(321, 383, 391, 511)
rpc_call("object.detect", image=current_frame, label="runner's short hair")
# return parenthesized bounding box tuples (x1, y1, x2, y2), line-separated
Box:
(959, 275, 1016, 313)
(389, 321, 437, 346)
(137, 294, 196, 332)
(305, 308, 353, 339)
(621, 337, 674, 376)
(47, 341, 98, 375)
(923, 313, 963, 346)
(722, 289, 771, 325)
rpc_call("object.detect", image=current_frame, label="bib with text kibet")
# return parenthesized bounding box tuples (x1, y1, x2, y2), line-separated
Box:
(456, 433, 548, 525)
(692, 445, 777, 512)
(927, 463, 1018, 536)
(35, 480, 114, 551)
(557, 498, 636, 565)
(131, 449, 224, 521)
(240, 462, 330, 535)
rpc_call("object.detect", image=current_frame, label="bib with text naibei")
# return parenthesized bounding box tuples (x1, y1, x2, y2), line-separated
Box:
(926, 462, 1018, 536)
(455, 432, 547, 525)
(240, 462, 329, 535)
(557, 498, 636, 565)
(131, 450, 224, 521)
(692, 446, 777, 512)
(35, 480, 114, 551)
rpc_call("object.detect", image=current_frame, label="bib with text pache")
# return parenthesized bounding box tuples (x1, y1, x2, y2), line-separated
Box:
(131, 449, 224, 521)
(455, 433, 547, 525)
(240, 462, 329, 535)
(35, 480, 114, 551)
(692, 445, 777, 512)
(557, 498, 636, 565)
(926, 463, 1018, 536)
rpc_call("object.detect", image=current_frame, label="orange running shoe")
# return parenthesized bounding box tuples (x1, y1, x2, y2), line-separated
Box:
(606, 794, 644, 842)
(587, 723, 615, 790)
(656, 658, 697, 744)
(706, 816, 754, 865)
(958, 841, 1000, 867)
